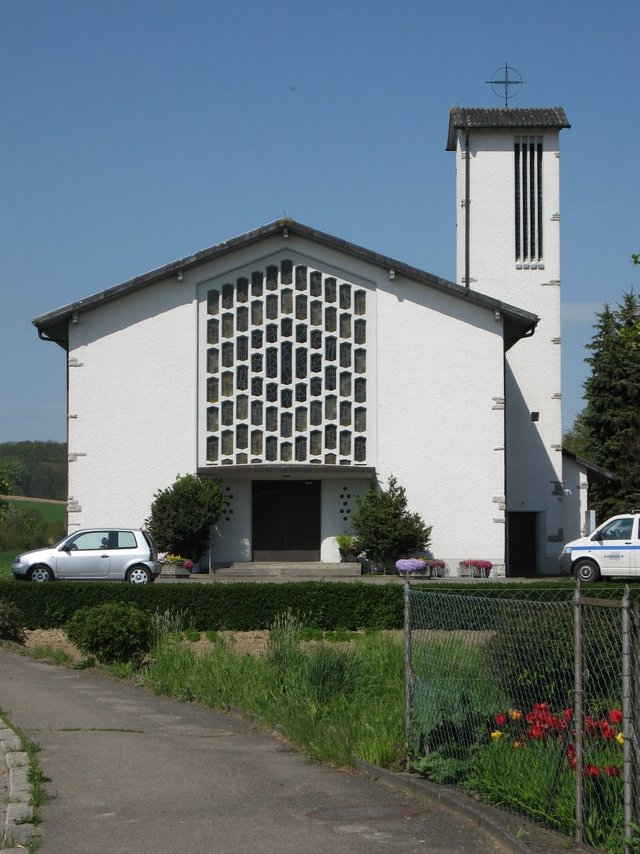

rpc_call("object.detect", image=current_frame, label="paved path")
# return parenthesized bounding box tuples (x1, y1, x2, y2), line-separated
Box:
(0, 650, 510, 854)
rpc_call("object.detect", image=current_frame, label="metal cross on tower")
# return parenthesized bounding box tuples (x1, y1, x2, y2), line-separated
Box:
(486, 63, 526, 106)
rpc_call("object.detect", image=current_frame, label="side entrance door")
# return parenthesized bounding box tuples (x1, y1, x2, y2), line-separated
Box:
(252, 481, 321, 561)
(507, 512, 537, 576)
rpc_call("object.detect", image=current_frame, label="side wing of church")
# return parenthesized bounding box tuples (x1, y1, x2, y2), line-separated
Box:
(34, 105, 587, 576)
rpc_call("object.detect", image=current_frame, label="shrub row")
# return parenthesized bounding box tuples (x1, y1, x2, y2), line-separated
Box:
(0, 578, 631, 634)
(0, 580, 405, 631)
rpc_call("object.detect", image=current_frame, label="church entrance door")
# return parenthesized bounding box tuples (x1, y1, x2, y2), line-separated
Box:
(252, 481, 321, 561)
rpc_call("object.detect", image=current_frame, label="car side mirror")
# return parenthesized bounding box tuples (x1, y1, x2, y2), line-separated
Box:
(591, 532, 602, 542)
(60, 544, 72, 552)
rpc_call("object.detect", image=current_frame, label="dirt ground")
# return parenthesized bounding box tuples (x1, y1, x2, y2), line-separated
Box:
(23, 628, 272, 661)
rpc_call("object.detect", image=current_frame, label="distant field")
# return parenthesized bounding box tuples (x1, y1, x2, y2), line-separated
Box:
(6, 497, 66, 525)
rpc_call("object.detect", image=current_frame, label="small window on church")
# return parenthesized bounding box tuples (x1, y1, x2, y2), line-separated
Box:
(266, 294, 278, 320)
(251, 401, 263, 425)
(251, 301, 263, 327)
(310, 271, 322, 297)
(281, 289, 293, 314)
(236, 396, 248, 419)
(354, 437, 366, 462)
(295, 266, 307, 290)
(222, 283, 234, 309)
(325, 425, 337, 449)
(281, 259, 293, 284)
(207, 290, 220, 315)
(339, 284, 351, 310)
(267, 323, 278, 343)
(325, 396, 337, 420)
(237, 307, 249, 332)
(221, 401, 234, 425)
(207, 436, 219, 462)
(236, 424, 248, 449)
(310, 301, 322, 326)
(295, 437, 307, 461)
(266, 265, 278, 290)
(207, 319, 219, 345)
(207, 406, 219, 432)
(281, 412, 293, 438)
(251, 271, 263, 297)
(236, 337, 248, 360)
(265, 436, 277, 460)
(207, 349, 219, 374)
(236, 278, 248, 303)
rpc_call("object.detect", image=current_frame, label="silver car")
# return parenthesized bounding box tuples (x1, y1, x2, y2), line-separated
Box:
(12, 528, 161, 583)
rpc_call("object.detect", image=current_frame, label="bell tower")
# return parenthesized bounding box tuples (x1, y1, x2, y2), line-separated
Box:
(447, 105, 570, 574)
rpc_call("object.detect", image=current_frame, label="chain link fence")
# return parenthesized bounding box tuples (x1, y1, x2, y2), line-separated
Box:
(404, 583, 640, 854)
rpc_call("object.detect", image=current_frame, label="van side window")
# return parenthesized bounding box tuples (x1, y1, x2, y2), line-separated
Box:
(600, 518, 633, 540)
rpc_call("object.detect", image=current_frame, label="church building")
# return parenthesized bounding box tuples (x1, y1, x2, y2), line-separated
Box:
(34, 105, 586, 575)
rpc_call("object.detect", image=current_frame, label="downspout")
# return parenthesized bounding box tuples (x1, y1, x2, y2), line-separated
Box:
(464, 130, 471, 290)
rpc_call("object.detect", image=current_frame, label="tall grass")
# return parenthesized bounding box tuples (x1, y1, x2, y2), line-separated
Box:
(141, 612, 404, 768)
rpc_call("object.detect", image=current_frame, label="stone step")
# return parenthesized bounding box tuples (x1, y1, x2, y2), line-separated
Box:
(208, 561, 361, 578)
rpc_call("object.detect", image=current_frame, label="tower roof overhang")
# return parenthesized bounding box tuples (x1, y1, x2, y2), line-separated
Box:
(446, 107, 571, 150)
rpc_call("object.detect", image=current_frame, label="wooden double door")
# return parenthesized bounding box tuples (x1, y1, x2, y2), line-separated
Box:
(252, 481, 321, 561)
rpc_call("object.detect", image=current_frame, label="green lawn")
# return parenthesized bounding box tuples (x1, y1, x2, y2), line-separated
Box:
(7, 498, 66, 525)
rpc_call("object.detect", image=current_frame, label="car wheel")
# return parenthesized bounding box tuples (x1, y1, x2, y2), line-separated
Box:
(574, 560, 600, 583)
(127, 565, 152, 584)
(28, 565, 53, 582)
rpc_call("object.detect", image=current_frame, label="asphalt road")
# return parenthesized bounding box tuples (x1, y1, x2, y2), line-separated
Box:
(0, 650, 510, 854)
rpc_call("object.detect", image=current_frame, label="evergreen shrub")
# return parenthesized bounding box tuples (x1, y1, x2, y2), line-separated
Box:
(66, 602, 154, 664)
(0, 598, 25, 643)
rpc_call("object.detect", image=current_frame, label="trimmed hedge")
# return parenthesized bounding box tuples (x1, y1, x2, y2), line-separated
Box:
(0, 578, 633, 634)
(0, 580, 404, 631)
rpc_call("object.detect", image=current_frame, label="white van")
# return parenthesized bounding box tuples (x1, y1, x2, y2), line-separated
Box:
(558, 513, 640, 582)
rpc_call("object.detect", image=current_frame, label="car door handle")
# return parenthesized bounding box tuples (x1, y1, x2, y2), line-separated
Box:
(101, 554, 110, 558)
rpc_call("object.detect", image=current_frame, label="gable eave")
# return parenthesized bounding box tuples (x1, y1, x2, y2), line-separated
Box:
(33, 218, 538, 349)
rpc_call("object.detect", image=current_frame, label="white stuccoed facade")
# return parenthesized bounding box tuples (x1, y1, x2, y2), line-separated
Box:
(35, 105, 590, 576)
(448, 108, 571, 573)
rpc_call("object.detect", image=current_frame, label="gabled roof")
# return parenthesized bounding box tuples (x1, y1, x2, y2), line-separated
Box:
(33, 218, 538, 349)
(446, 107, 570, 150)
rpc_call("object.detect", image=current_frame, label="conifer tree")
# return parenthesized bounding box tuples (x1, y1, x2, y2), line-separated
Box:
(582, 293, 640, 519)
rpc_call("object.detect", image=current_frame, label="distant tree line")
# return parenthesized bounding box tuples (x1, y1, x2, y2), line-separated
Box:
(0, 441, 67, 501)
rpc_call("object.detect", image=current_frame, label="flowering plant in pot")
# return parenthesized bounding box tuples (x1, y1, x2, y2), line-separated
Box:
(427, 559, 447, 577)
(335, 534, 362, 562)
(460, 559, 492, 577)
(395, 558, 426, 576)
(161, 554, 194, 575)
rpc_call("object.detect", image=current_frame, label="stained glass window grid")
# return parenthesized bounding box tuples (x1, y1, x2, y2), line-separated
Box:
(205, 271, 367, 464)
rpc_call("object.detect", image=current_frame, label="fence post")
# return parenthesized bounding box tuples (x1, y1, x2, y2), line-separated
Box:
(403, 578, 413, 773)
(622, 586, 633, 854)
(574, 581, 584, 844)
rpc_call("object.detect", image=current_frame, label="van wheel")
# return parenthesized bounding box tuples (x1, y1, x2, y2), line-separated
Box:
(574, 560, 600, 583)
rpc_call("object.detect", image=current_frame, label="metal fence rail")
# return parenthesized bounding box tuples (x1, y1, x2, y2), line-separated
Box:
(404, 583, 639, 854)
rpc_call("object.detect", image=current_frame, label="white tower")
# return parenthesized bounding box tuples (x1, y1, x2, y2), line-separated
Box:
(447, 106, 570, 574)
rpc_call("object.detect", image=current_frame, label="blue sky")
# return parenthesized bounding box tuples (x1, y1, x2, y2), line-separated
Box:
(1, 0, 638, 443)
